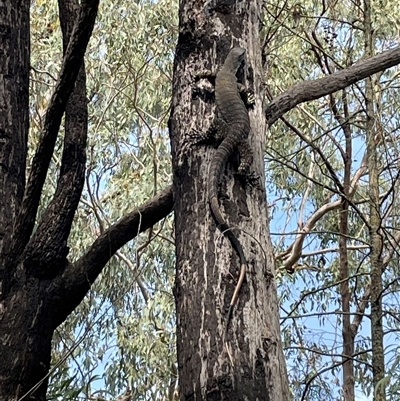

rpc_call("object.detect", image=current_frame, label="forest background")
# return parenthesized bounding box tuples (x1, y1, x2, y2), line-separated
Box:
(6, 0, 400, 400)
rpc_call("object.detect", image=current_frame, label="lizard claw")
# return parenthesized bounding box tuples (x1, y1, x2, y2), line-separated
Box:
(243, 89, 255, 107)
(238, 85, 255, 108)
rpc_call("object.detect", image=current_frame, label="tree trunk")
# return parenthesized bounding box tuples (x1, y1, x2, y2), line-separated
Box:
(170, 1, 290, 399)
(0, 0, 29, 259)
(339, 159, 355, 401)
(364, 1, 385, 399)
(0, 276, 54, 401)
(0, 0, 97, 399)
(0, 4, 42, 400)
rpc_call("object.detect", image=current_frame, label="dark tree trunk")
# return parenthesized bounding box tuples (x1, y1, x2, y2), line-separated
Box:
(0, 0, 99, 399)
(0, 276, 55, 400)
(170, 1, 290, 399)
(0, 0, 29, 258)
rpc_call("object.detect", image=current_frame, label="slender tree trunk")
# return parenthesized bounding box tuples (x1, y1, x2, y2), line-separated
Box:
(364, 0, 385, 399)
(337, 91, 355, 401)
(170, 0, 289, 399)
(367, 78, 385, 401)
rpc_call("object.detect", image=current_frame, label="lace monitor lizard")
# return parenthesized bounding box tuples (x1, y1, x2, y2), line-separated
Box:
(196, 47, 255, 344)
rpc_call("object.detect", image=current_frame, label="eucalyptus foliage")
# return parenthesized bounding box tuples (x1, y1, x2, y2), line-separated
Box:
(265, 0, 400, 399)
(31, 0, 177, 399)
(29, 0, 400, 398)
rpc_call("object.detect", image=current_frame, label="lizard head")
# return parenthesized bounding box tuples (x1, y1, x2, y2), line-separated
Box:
(224, 47, 246, 72)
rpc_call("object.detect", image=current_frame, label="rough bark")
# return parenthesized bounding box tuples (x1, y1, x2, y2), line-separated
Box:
(0, 0, 97, 399)
(24, 0, 89, 275)
(170, 1, 289, 399)
(364, 1, 385, 399)
(0, 0, 29, 260)
(9, 0, 99, 265)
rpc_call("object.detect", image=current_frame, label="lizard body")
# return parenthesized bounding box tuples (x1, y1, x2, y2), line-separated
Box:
(208, 47, 253, 340)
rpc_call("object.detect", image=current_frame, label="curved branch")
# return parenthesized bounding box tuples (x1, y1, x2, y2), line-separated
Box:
(280, 199, 342, 270)
(265, 45, 400, 126)
(50, 185, 174, 326)
(278, 159, 367, 271)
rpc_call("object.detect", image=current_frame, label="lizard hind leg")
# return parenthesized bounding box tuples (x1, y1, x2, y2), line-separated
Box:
(189, 118, 227, 147)
(237, 140, 253, 173)
(237, 141, 261, 189)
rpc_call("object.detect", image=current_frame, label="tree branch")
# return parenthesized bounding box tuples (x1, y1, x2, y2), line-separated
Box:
(24, 0, 89, 267)
(278, 161, 367, 272)
(10, 0, 99, 260)
(265, 45, 400, 126)
(50, 185, 174, 326)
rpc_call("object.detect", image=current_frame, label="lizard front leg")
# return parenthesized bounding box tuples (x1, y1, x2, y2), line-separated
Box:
(237, 84, 255, 108)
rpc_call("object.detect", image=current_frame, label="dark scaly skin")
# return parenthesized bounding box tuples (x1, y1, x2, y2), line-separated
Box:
(209, 47, 251, 340)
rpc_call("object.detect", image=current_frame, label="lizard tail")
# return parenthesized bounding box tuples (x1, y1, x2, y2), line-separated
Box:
(208, 138, 247, 267)
(224, 262, 246, 339)
(208, 137, 248, 341)
(209, 196, 246, 265)
(210, 196, 247, 342)
(210, 191, 247, 341)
